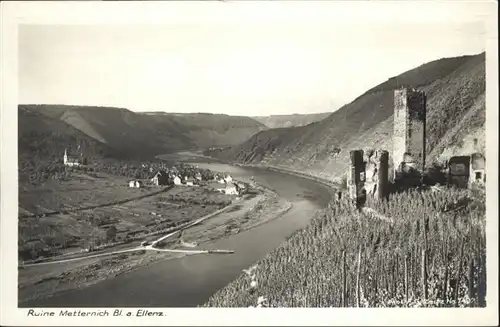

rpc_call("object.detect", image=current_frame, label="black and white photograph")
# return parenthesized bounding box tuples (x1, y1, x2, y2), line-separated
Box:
(1, 1, 498, 326)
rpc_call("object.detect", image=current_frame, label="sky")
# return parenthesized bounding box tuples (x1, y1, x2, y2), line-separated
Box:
(18, 3, 487, 116)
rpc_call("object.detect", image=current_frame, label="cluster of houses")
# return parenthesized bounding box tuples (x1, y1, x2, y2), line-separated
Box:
(62, 146, 248, 196)
(150, 170, 198, 187)
(128, 180, 143, 188)
(208, 173, 246, 195)
(127, 169, 246, 196)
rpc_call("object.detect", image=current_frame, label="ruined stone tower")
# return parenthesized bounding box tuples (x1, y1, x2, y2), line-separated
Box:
(348, 150, 365, 205)
(375, 150, 389, 199)
(393, 87, 427, 184)
(348, 149, 389, 205)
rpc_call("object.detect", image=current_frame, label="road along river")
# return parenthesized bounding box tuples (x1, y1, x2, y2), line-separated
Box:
(22, 160, 335, 308)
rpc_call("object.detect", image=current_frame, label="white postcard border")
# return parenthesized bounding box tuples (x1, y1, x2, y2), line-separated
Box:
(1, 1, 498, 326)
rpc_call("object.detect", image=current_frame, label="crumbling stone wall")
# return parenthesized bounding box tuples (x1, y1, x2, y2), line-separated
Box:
(469, 152, 486, 187)
(364, 150, 377, 196)
(447, 156, 470, 188)
(393, 88, 426, 184)
(376, 150, 389, 199)
(348, 149, 389, 204)
(447, 153, 485, 189)
(348, 150, 365, 203)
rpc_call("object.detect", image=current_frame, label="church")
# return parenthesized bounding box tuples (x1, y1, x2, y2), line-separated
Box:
(63, 148, 81, 167)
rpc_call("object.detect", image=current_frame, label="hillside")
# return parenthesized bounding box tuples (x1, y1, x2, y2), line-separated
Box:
(207, 53, 486, 182)
(252, 113, 331, 129)
(21, 105, 267, 157)
(141, 112, 268, 149)
(18, 105, 118, 186)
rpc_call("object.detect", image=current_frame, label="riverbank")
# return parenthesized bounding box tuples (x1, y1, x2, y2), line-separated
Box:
(233, 162, 340, 190)
(18, 176, 292, 305)
(19, 159, 333, 308)
(166, 150, 341, 191)
(162, 189, 293, 249)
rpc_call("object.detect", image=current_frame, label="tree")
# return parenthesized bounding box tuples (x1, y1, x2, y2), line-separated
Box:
(201, 169, 214, 181)
(106, 225, 118, 242)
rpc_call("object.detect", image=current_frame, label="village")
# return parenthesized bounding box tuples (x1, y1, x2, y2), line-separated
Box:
(64, 148, 247, 196)
(18, 148, 295, 304)
(17, 148, 260, 268)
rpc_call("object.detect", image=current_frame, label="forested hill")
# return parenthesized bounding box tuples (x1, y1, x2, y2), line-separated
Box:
(21, 105, 267, 157)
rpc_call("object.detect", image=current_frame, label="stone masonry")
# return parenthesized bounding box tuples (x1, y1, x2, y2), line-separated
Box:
(348, 149, 389, 204)
(348, 150, 365, 203)
(393, 87, 427, 184)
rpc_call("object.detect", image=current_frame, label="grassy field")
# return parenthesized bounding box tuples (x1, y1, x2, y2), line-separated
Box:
(205, 186, 486, 308)
(18, 171, 233, 262)
(18, 178, 291, 304)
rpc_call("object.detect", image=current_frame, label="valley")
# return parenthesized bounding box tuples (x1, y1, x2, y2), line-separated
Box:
(19, 160, 331, 307)
(17, 156, 296, 305)
(16, 52, 487, 309)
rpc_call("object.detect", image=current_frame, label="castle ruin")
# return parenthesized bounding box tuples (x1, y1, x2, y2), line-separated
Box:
(447, 152, 486, 189)
(348, 150, 364, 204)
(348, 149, 389, 205)
(393, 87, 427, 186)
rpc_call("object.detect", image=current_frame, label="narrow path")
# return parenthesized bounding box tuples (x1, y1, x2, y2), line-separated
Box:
(21, 248, 141, 267)
(21, 245, 234, 267)
(149, 204, 230, 247)
(21, 204, 235, 267)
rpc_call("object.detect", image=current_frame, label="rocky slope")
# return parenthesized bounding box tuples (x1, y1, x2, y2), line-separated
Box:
(206, 53, 486, 183)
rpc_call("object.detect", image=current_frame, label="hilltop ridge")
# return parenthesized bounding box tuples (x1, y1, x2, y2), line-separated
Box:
(252, 112, 332, 129)
(19, 105, 268, 157)
(206, 52, 486, 182)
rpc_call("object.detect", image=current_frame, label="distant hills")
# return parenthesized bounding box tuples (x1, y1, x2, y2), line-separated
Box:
(18, 105, 270, 187)
(252, 113, 331, 129)
(19, 105, 268, 159)
(206, 53, 486, 182)
(139, 111, 268, 150)
(19, 52, 486, 186)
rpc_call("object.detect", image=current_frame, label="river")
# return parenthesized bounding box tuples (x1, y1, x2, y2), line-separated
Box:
(23, 160, 334, 308)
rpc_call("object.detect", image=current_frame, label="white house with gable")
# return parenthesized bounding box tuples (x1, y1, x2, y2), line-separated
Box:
(224, 174, 233, 183)
(225, 183, 238, 195)
(173, 176, 182, 185)
(184, 178, 196, 186)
